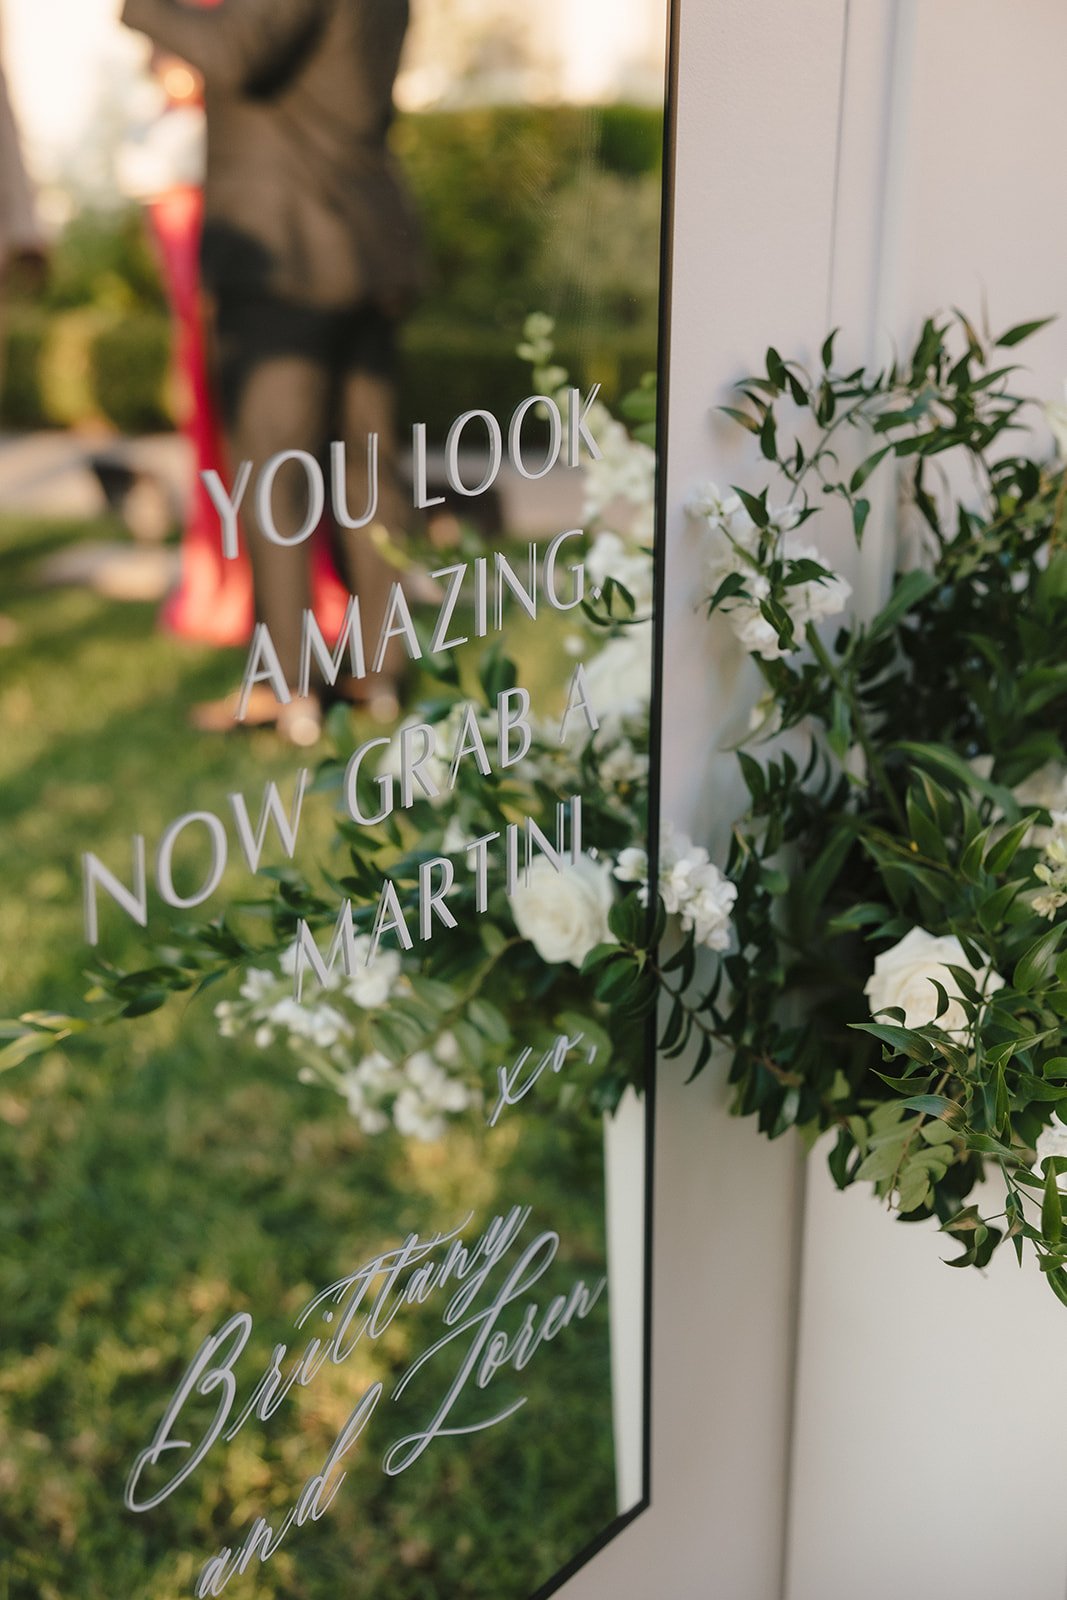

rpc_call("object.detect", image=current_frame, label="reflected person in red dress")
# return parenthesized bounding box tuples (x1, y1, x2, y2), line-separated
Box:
(121, 28, 352, 655)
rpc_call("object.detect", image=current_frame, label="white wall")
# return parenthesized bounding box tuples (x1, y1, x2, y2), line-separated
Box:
(786, 7, 1067, 1599)
(568, 3, 1067, 1598)
(564, 4, 848, 1597)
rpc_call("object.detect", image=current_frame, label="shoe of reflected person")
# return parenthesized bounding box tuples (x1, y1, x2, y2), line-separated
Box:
(332, 675, 401, 726)
(188, 683, 282, 732)
(189, 684, 324, 746)
(276, 694, 323, 748)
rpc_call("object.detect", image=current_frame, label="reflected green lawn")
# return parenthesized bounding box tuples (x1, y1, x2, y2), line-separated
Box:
(0, 515, 615, 1600)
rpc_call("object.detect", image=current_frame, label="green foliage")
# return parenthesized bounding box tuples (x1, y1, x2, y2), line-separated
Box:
(666, 309, 1067, 1301)
(0, 513, 618, 1597)
(89, 313, 172, 434)
(0, 108, 662, 434)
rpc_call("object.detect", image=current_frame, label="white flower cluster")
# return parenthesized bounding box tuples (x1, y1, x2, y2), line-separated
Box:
(214, 941, 477, 1141)
(518, 311, 657, 546)
(687, 480, 851, 660)
(1033, 812, 1067, 920)
(342, 1034, 478, 1142)
(582, 416, 657, 545)
(615, 825, 737, 951)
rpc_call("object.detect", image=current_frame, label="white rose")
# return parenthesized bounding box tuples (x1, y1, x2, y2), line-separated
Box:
(582, 624, 653, 718)
(509, 855, 614, 967)
(864, 926, 1005, 1037)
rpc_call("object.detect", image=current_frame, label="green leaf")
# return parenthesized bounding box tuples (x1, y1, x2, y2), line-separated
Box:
(901, 1094, 958, 1119)
(1042, 1162, 1063, 1244)
(866, 571, 938, 641)
(731, 485, 770, 529)
(852, 497, 871, 542)
(826, 902, 885, 934)
(855, 1134, 909, 1184)
(984, 815, 1037, 877)
(718, 404, 760, 435)
(1014, 923, 1064, 994)
(849, 447, 891, 494)
(467, 998, 511, 1045)
(0, 1030, 62, 1071)
(759, 410, 777, 461)
(995, 316, 1055, 348)
(891, 742, 1018, 816)
(852, 1021, 938, 1064)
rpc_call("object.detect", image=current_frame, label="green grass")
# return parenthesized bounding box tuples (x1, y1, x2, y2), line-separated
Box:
(0, 516, 618, 1599)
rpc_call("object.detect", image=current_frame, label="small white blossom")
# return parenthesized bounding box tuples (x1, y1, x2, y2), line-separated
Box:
(612, 826, 736, 952)
(239, 967, 276, 1002)
(614, 846, 649, 884)
(585, 529, 654, 611)
(597, 734, 649, 786)
(1035, 1118, 1067, 1191)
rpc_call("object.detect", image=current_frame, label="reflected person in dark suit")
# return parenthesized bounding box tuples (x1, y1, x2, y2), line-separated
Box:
(121, 0, 424, 742)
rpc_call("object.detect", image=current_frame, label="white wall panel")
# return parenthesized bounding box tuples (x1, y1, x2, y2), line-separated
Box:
(564, 3, 847, 1596)
(786, 7, 1067, 1599)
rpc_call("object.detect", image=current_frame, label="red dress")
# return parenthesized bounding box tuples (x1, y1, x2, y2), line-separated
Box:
(149, 174, 351, 647)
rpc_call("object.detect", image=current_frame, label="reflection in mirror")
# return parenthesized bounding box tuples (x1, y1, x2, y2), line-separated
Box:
(0, 2, 669, 1595)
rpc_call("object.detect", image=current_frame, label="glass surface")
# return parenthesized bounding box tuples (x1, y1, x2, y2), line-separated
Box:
(0, 3, 669, 1596)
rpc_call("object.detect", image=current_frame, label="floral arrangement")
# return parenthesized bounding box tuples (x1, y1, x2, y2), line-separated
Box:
(642, 312, 1067, 1301)
(9, 309, 1067, 1308)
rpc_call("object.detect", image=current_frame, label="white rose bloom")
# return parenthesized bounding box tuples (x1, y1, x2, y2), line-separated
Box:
(729, 598, 790, 659)
(613, 827, 736, 952)
(582, 422, 656, 524)
(1035, 1119, 1067, 1190)
(864, 927, 1005, 1037)
(583, 624, 653, 717)
(1013, 761, 1067, 849)
(585, 529, 654, 610)
(509, 855, 614, 967)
